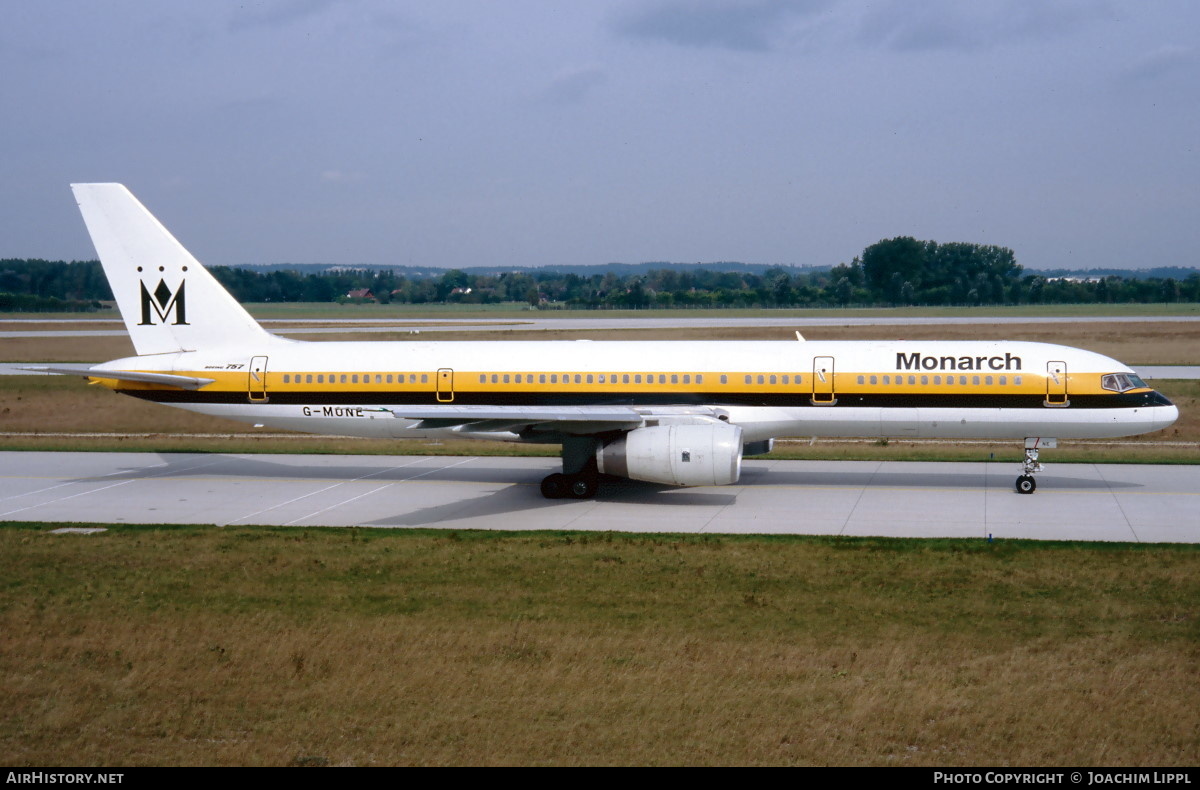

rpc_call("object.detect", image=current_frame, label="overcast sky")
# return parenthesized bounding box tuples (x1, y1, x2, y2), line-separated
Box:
(3, 0, 1197, 272)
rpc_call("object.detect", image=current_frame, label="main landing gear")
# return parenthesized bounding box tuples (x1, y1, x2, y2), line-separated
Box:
(1015, 438, 1055, 494)
(540, 468, 599, 499)
(541, 436, 601, 500)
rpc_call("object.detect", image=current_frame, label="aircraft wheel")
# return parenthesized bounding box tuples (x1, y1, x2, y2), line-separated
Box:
(540, 473, 568, 499)
(1015, 475, 1036, 495)
(567, 473, 599, 499)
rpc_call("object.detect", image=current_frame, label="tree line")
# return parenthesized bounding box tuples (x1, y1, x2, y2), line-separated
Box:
(2, 240, 1197, 313)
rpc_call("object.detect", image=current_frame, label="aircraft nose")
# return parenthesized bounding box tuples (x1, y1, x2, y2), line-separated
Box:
(1154, 404, 1179, 432)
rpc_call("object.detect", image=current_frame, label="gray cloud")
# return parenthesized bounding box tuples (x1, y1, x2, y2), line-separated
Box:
(228, 0, 338, 33)
(538, 67, 608, 105)
(859, 0, 1109, 53)
(614, 0, 830, 52)
(1122, 44, 1194, 81)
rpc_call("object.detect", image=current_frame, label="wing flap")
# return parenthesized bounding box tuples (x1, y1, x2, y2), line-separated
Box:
(392, 405, 646, 434)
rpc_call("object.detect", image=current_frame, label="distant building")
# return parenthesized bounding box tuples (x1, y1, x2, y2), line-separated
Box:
(345, 288, 374, 300)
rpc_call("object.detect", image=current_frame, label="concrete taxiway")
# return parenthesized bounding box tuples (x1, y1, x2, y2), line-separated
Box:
(1, 452, 1196, 543)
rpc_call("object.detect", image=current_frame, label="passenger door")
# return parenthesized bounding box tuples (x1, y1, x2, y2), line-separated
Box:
(812, 356, 836, 405)
(437, 368, 455, 403)
(248, 356, 269, 403)
(1045, 360, 1068, 406)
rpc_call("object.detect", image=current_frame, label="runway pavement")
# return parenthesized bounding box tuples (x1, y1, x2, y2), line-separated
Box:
(1, 451, 1196, 543)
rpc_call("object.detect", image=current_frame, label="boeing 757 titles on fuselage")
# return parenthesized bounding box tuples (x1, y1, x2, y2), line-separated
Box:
(28, 184, 1178, 498)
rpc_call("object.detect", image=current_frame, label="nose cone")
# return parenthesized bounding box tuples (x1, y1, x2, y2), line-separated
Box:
(1154, 403, 1179, 433)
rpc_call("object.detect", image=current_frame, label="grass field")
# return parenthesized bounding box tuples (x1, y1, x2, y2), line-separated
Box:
(0, 525, 1196, 766)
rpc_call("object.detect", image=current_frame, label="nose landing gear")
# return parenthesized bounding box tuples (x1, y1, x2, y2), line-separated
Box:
(1015, 438, 1055, 494)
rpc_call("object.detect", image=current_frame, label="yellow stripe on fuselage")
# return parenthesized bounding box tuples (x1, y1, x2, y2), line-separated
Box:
(105, 368, 1139, 399)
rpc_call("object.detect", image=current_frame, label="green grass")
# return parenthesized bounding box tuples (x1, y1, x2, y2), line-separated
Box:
(1, 524, 1196, 766)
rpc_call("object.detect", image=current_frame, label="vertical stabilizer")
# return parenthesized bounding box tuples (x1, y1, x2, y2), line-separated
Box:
(71, 183, 276, 355)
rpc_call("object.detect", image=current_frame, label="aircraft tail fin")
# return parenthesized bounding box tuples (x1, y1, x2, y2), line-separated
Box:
(71, 183, 277, 356)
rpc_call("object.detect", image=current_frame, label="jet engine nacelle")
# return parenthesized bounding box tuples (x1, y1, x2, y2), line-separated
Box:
(596, 422, 743, 487)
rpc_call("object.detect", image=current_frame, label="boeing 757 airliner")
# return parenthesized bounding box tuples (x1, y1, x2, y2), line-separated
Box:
(29, 184, 1178, 498)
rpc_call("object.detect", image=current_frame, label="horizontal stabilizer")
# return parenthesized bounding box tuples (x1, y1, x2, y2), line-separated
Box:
(20, 365, 215, 390)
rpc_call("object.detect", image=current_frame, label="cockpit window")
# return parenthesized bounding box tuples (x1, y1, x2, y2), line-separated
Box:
(1101, 373, 1148, 393)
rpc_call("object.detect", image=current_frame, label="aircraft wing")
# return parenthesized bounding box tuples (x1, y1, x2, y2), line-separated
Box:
(391, 405, 647, 434)
(19, 365, 216, 390)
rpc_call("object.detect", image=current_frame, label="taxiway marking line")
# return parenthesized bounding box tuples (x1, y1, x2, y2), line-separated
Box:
(223, 456, 431, 525)
(0, 456, 228, 517)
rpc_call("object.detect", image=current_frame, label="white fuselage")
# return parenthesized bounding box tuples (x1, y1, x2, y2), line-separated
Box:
(95, 338, 1179, 443)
